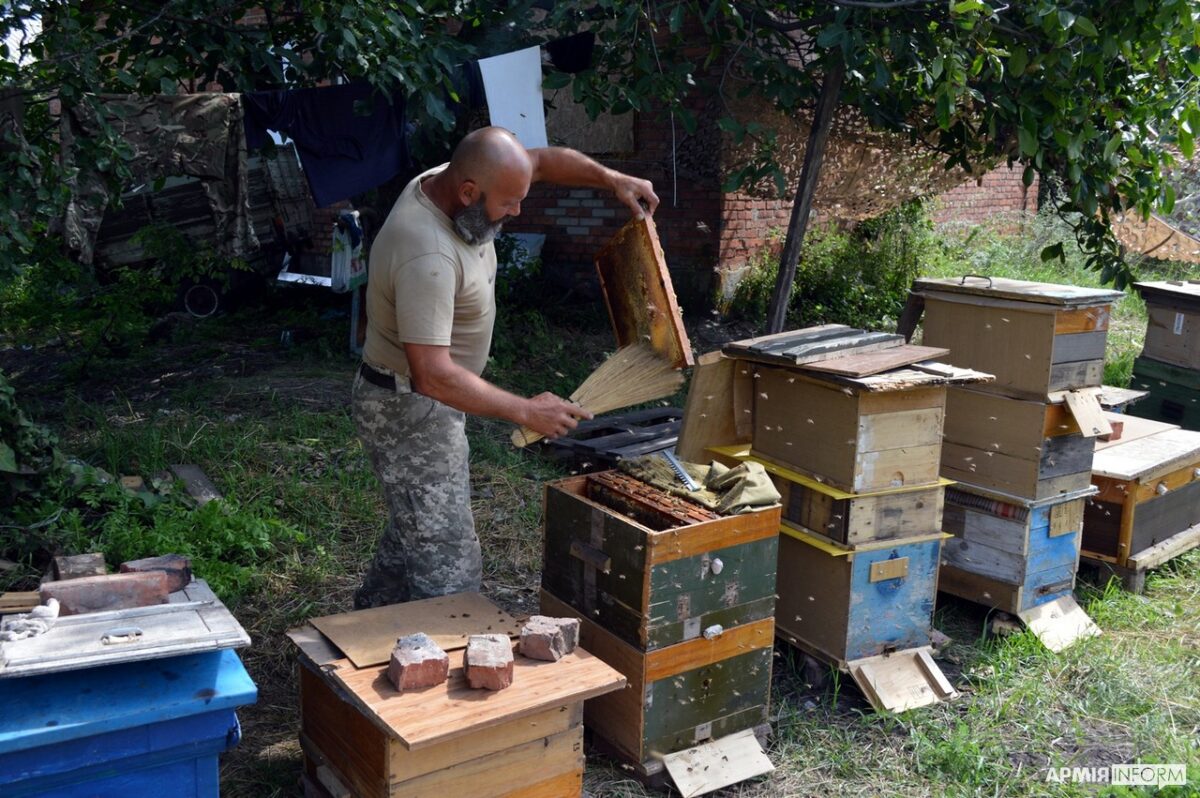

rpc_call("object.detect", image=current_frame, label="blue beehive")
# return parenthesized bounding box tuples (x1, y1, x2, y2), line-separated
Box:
(0, 648, 256, 798)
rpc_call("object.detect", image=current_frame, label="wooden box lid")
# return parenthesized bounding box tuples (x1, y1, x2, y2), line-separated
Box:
(1091, 426, 1200, 482)
(594, 216, 693, 368)
(1134, 279, 1200, 310)
(913, 275, 1123, 307)
(291, 593, 626, 751)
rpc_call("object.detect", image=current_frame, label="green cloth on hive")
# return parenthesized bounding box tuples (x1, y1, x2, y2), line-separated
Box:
(704, 460, 781, 514)
(617, 455, 780, 515)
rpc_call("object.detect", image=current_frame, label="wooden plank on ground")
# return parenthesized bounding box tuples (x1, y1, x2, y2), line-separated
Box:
(328, 646, 624, 750)
(799, 345, 951, 378)
(309, 593, 522, 668)
(847, 647, 957, 713)
(1017, 595, 1100, 653)
(663, 728, 774, 797)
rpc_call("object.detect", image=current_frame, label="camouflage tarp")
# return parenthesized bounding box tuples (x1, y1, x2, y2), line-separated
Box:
(60, 93, 258, 264)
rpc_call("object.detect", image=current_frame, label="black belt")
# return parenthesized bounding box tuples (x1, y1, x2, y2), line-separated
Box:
(359, 362, 397, 391)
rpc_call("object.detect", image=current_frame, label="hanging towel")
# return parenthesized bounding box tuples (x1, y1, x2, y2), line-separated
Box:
(242, 82, 409, 207)
(478, 46, 548, 148)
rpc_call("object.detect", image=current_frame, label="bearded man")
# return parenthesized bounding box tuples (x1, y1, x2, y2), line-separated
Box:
(352, 126, 658, 608)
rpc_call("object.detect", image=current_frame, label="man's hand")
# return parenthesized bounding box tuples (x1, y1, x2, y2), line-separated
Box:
(611, 173, 659, 218)
(523, 392, 593, 439)
(528, 147, 658, 218)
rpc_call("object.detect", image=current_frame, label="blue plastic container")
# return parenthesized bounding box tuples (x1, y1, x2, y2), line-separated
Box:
(0, 648, 256, 798)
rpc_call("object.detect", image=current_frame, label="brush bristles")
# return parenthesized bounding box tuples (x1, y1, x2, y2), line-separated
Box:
(511, 343, 683, 448)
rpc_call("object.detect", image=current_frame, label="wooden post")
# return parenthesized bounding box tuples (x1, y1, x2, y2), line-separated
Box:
(765, 56, 846, 334)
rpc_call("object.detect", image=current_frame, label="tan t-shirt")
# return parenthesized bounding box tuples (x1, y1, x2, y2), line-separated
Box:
(363, 164, 497, 378)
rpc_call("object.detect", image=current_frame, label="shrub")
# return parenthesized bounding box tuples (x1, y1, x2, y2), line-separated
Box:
(727, 201, 937, 331)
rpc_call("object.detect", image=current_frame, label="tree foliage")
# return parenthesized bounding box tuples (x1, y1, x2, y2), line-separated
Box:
(549, 0, 1200, 287)
(0, 0, 533, 285)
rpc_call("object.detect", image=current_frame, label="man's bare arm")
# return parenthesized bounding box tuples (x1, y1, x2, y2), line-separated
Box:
(404, 343, 591, 438)
(528, 147, 659, 217)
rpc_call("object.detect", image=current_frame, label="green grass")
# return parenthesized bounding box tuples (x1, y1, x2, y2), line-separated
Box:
(3, 216, 1199, 798)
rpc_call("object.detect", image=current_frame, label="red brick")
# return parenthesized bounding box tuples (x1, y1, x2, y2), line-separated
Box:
(464, 634, 514, 690)
(387, 632, 449, 692)
(41, 571, 169, 616)
(529, 616, 579, 651)
(119, 554, 193, 593)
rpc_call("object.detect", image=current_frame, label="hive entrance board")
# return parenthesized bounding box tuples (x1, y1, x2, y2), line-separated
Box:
(662, 729, 774, 797)
(1017, 595, 1100, 653)
(595, 217, 693, 369)
(308, 592, 521, 668)
(847, 647, 958, 713)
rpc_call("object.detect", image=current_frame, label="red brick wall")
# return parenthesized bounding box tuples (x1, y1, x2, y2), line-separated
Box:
(716, 192, 792, 291)
(506, 104, 723, 306)
(514, 119, 1038, 308)
(931, 164, 1038, 227)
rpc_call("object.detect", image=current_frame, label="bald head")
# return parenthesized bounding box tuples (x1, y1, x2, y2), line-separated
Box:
(424, 127, 532, 244)
(446, 127, 533, 193)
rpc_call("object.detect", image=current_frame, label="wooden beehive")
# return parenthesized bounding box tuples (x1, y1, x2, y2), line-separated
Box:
(1135, 280, 1200, 370)
(940, 386, 1108, 500)
(708, 443, 947, 548)
(288, 596, 625, 798)
(775, 524, 944, 664)
(540, 590, 773, 776)
(751, 365, 947, 493)
(1083, 414, 1200, 578)
(1128, 356, 1200, 431)
(540, 473, 780, 651)
(914, 276, 1121, 400)
(939, 483, 1093, 616)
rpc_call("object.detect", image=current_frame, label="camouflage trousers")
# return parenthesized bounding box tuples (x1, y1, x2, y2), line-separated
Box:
(351, 369, 482, 608)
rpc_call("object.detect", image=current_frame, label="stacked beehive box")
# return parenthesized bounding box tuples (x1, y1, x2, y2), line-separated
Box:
(913, 276, 1122, 650)
(1127, 280, 1200, 430)
(539, 470, 780, 785)
(700, 325, 990, 712)
(1081, 413, 1200, 592)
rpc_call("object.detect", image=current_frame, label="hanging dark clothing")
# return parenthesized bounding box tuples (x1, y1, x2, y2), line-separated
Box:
(242, 83, 409, 208)
(59, 93, 257, 265)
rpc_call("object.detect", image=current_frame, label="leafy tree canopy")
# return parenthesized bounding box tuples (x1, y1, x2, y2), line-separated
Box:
(550, 0, 1200, 286)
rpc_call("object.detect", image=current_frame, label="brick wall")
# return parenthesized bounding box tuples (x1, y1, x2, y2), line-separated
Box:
(506, 103, 723, 307)
(715, 192, 792, 295)
(509, 105, 1044, 313)
(931, 164, 1038, 228)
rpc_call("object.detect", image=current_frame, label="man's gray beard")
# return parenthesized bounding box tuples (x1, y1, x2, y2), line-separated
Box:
(454, 199, 509, 245)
